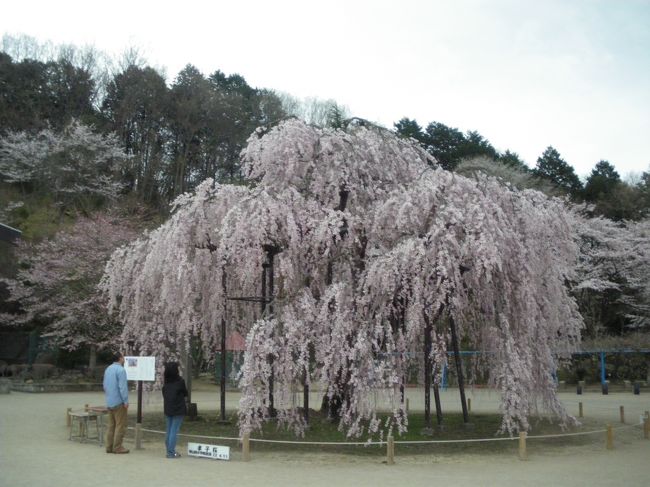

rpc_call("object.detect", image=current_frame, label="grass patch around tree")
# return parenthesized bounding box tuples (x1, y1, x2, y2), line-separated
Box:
(140, 410, 602, 458)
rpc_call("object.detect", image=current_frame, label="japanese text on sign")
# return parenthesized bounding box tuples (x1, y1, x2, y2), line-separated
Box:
(187, 442, 230, 461)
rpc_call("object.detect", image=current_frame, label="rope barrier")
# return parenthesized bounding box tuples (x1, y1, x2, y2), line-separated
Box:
(394, 437, 516, 445)
(250, 438, 380, 446)
(133, 427, 241, 442)
(127, 420, 643, 446)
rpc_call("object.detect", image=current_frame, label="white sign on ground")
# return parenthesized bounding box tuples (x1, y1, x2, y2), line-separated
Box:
(124, 356, 156, 381)
(187, 442, 230, 461)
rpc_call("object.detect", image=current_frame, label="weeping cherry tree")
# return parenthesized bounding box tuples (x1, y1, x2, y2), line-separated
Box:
(101, 119, 583, 438)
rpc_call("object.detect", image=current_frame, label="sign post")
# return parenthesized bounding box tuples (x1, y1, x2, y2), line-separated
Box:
(124, 356, 156, 449)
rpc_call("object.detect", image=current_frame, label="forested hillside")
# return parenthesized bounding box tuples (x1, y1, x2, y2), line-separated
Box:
(1, 35, 649, 368)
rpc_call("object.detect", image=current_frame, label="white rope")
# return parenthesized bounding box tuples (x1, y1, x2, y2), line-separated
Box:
(136, 427, 240, 441)
(526, 429, 607, 439)
(126, 417, 645, 446)
(134, 427, 381, 445)
(249, 438, 381, 446)
(395, 437, 516, 445)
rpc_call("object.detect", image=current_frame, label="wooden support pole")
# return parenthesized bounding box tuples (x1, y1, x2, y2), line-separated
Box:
(220, 270, 228, 423)
(242, 432, 251, 462)
(644, 416, 649, 440)
(406, 398, 410, 414)
(449, 316, 469, 423)
(81, 404, 89, 436)
(386, 435, 395, 465)
(137, 380, 143, 423)
(606, 424, 614, 450)
(619, 405, 625, 424)
(578, 402, 583, 418)
(261, 246, 278, 418)
(467, 397, 471, 413)
(66, 407, 72, 427)
(433, 384, 443, 426)
(303, 382, 310, 423)
(423, 316, 433, 429)
(518, 431, 527, 461)
(135, 423, 143, 450)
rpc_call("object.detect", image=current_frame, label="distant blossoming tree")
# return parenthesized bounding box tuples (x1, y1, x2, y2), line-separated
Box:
(3, 211, 141, 367)
(0, 120, 127, 210)
(575, 215, 650, 333)
(102, 119, 583, 437)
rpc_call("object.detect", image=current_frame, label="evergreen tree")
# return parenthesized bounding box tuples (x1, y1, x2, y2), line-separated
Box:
(534, 146, 583, 196)
(499, 149, 529, 172)
(583, 160, 620, 202)
(423, 121, 466, 170)
(394, 117, 425, 143)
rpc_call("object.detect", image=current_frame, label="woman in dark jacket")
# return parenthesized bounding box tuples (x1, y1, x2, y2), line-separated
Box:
(162, 362, 188, 458)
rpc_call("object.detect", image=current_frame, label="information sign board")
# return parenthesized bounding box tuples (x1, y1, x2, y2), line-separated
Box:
(124, 356, 156, 381)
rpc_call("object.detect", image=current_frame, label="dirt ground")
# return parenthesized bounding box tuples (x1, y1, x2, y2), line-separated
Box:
(1, 387, 649, 487)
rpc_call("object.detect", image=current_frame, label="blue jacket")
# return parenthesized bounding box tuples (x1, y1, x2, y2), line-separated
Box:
(103, 362, 129, 408)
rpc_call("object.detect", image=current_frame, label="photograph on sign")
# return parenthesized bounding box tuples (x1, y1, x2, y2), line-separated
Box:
(187, 442, 230, 461)
(124, 356, 156, 381)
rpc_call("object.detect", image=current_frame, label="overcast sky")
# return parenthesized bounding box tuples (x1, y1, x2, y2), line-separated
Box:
(2, 0, 649, 178)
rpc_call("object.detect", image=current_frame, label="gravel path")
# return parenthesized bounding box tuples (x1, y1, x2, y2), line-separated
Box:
(1, 388, 649, 486)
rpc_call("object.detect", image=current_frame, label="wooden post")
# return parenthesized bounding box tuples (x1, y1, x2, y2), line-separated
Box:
(261, 246, 279, 418)
(387, 435, 395, 465)
(423, 316, 433, 429)
(619, 405, 625, 424)
(81, 404, 89, 436)
(66, 407, 72, 427)
(242, 432, 251, 462)
(137, 381, 143, 423)
(449, 316, 469, 423)
(467, 397, 471, 413)
(406, 398, 410, 414)
(606, 424, 614, 450)
(433, 384, 443, 426)
(518, 431, 527, 461)
(220, 270, 228, 423)
(303, 381, 310, 423)
(135, 423, 143, 450)
(578, 402, 583, 418)
(644, 417, 649, 440)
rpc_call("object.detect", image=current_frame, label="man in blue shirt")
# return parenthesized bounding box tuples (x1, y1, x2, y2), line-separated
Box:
(103, 352, 129, 454)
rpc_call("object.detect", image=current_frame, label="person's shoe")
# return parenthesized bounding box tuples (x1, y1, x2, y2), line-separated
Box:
(166, 452, 181, 458)
(105, 449, 113, 454)
(113, 447, 130, 454)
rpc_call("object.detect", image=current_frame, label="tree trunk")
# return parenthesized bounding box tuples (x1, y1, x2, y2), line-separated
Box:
(449, 315, 469, 423)
(320, 187, 352, 420)
(88, 345, 97, 370)
(424, 315, 433, 428)
(181, 344, 192, 405)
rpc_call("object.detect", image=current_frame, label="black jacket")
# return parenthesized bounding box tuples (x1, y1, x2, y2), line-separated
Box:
(162, 378, 188, 416)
